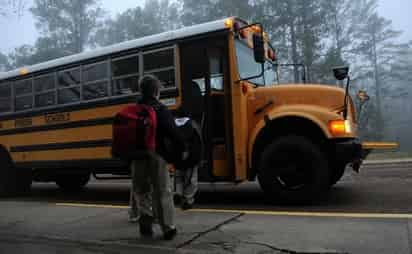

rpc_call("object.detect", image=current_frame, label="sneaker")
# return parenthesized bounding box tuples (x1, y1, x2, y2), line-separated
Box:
(163, 227, 177, 241)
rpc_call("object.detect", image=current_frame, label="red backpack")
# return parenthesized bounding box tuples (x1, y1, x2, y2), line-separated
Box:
(112, 104, 157, 160)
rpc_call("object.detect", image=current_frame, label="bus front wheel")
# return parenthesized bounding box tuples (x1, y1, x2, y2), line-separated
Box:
(329, 162, 347, 186)
(258, 135, 330, 204)
(55, 173, 90, 192)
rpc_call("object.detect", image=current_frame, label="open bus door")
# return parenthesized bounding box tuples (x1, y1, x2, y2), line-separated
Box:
(179, 36, 234, 182)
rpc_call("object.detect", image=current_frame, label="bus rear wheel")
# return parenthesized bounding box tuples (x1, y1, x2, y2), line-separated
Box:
(55, 173, 90, 192)
(0, 148, 32, 197)
(258, 135, 329, 204)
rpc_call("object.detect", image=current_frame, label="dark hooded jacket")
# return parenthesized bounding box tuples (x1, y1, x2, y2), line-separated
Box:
(139, 97, 186, 163)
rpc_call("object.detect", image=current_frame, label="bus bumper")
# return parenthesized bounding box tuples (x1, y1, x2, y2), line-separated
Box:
(334, 140, 399, 172)
(335, 139, 364, 172)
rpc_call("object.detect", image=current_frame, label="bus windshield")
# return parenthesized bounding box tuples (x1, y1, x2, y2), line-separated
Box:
(235, 40, 277, 86)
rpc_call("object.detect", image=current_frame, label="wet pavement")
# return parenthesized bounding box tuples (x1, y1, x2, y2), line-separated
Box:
(1, 160, 412, 253)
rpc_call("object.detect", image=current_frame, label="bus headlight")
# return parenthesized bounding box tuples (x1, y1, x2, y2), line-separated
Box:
(328, 119, 352, 136)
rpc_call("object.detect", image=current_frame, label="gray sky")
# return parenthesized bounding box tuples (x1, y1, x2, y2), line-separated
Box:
(1, 0, 411, 54)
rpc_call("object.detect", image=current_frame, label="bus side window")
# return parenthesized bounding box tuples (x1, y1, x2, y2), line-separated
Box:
(14, 79, 33, 111)
(0, 82, 12, 113)
(111, 55, 139, 95)
(58, 68, 81, 104)
(143, 48, 176, 89)
(34, 74, 56, 107)
(82, 62, 109, 100)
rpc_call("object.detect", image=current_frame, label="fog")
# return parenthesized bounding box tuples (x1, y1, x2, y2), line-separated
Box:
(1, 0, 410, 53)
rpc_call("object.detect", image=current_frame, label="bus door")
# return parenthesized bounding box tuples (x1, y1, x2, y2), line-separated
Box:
(180, 38, 234, 181)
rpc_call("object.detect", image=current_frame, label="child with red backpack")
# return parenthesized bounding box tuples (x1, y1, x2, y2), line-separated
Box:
(112, 75, 186, 240)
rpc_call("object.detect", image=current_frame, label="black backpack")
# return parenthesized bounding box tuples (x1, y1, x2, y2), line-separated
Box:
(163, 119, 202, 169)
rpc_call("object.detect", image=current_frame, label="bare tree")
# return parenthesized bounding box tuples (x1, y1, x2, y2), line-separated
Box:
(0, 0, 26, 17)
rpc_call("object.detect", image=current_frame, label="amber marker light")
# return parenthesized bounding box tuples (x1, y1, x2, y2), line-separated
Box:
(252, 25, 262, 33)
(242, 83, 250, 94)
(225, 18, 234, 28)
(19, 68, 29, 75)
(329, 119, 352, 136)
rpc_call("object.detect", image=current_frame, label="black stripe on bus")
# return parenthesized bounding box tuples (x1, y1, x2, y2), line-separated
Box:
(10, 139, 113, 153)
(15, 159, 128, 170)
(0, 117, 114, 136)
(0, 88, 178, 121)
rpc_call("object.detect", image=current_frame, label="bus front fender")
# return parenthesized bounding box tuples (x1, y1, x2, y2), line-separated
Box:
(247, 105, 339, 179)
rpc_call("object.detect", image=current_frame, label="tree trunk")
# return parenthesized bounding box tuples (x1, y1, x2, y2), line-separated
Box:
(286, 2, 299, 83)
(372, 31, 384, 137)
(290, 22, 299, 83)
(334, 10, 344, 88)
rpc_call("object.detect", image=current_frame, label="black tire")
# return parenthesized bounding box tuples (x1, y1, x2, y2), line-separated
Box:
(16, 168, 32, 195)
(0, 147, 18, 197)
(329, 162, 347, 186)
(258, 135, 329, 204)
(0, 147, 32, 197)
(55, 174, 90, 192)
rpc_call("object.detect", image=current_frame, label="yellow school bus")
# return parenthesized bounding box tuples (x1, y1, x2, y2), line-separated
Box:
(0, 17, 396, 203)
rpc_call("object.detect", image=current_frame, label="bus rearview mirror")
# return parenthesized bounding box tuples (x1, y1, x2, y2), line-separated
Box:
(333, 66, 349, 81)
(253, 33, 265, 64)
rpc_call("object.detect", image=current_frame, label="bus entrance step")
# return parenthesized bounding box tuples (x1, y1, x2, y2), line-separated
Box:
(92, 173, 130, 180)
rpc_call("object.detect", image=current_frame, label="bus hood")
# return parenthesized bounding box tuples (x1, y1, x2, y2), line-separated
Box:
(251, 84, 348, 114)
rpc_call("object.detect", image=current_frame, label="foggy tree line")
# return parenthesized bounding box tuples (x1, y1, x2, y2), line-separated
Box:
(0, 0, 26, 17)
(0, 0, 411, 143)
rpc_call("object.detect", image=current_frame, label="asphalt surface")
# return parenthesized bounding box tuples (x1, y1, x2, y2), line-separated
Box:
(1, 160, 412, 253)
(13, 160, 412, 213)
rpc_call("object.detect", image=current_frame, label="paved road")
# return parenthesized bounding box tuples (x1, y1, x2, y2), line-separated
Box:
(13, 161, 412, 213)
(1, 161, 412, 253)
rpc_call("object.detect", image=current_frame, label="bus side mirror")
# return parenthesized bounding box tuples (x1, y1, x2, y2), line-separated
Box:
(253, 33, 265, 63)
(333, 66, 349, 81)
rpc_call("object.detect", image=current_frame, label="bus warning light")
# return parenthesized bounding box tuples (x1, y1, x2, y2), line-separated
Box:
(252, 25, 262, 33)
(225, 18, 234, 29)
(19, 68, 29, 75)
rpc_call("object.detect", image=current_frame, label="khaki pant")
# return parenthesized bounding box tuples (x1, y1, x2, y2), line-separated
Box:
(129, 152, 175, 232)
(175, 166, 198, 205)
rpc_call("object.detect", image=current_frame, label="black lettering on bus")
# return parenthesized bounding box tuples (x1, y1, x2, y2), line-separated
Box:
(45, 112, 70, 124)
(15, 118, 33, 128)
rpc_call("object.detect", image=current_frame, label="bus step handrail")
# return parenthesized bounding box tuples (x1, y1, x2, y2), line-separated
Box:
(93, 173, 131, 180)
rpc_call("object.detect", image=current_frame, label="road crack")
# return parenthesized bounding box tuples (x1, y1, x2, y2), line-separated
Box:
(205, 240, 347, 254)
(176, 212, 244, 249)
(240, 240, 348, 254)
(406, 219, 412, 254)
